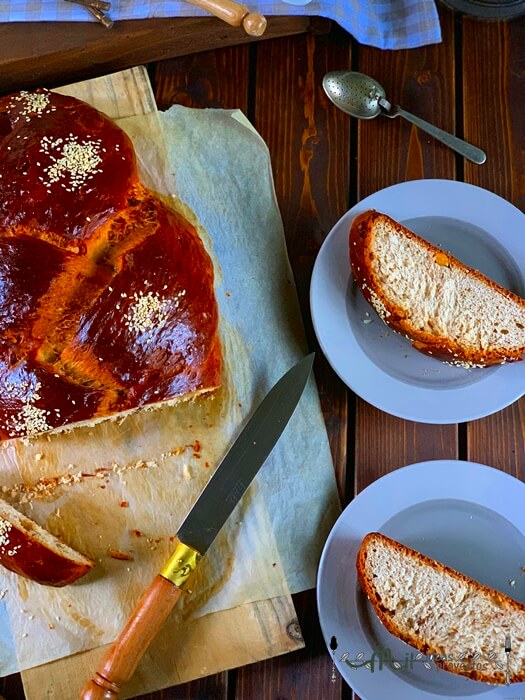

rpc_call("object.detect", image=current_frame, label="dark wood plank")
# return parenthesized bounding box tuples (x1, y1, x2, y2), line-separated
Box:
(354, 7, 459, 498)
(462, 16, 525, 205)
(0, 16, 322, 95)
(1, 672, 25, 699)
(133, 674, 228, 699)
(354, 408, 459, 491)
(254, 27, 353, 245)
(462, 16, 525, 477)
(154, 45, 251, 111)
(356, 6, 458, 199)
(231, 27, 353, 700)
(466, 401, 525, 477)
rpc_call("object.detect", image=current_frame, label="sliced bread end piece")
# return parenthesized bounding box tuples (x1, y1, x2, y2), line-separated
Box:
(0, 498, 93, 587)
(349, 210, 525, 367)
(357, 532, 525, 684)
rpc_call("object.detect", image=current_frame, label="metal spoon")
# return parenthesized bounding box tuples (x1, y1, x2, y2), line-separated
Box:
(322, 70, 486, 165)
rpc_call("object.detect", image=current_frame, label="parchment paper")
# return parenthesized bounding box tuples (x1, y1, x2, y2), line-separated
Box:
(0, 105, 340, 675)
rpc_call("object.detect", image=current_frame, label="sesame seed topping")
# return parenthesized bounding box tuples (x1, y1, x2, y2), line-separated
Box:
(2, 379, 52, 437)
(368, 291, 391, 321)
(7, 91, 51, 120)
(122, 288, 185, 337)
(39, 135, 103, 191)
(10, 404, 51, 437)
(0, 518, 12, 548)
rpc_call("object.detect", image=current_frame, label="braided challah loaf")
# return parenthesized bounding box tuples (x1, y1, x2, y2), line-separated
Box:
(0, 89, 221, 442)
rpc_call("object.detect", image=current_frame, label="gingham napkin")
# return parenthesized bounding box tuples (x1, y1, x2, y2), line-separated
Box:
(2, 0, 442, 50)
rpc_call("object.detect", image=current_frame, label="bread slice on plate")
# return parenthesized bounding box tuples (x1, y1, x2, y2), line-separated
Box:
(0, 498, 93, 586)
(349, 210, 525, 367)
(357, 532, 525, 684)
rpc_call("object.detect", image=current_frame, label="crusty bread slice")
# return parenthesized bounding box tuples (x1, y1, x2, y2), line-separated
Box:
(349, 210, 525, 367)
(0, 498, 93, 586)
(357, 532, 525, 684)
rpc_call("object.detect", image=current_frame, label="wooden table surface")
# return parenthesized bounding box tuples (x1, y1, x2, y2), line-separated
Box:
(1, 7, 525, 700)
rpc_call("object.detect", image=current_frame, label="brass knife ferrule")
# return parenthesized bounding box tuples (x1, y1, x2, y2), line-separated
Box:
(160, 540, 201, 589)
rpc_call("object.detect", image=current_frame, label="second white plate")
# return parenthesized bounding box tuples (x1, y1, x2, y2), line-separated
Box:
(310, 179, 525, 423)
(317, 459, 525, 700)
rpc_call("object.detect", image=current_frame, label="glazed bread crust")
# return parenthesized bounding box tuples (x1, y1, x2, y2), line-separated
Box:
(349, 210, 525, 367)
(0, 89, 221, 441)
(357, 532, 525, 684)
(0, 498, 93, 586)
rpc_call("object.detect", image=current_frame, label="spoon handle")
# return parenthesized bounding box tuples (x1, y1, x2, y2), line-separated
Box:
(392, 107, 486, 165)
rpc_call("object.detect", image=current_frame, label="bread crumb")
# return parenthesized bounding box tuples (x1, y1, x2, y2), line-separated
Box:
(109, 549, 133, 561)
(34, 453, 43, 461)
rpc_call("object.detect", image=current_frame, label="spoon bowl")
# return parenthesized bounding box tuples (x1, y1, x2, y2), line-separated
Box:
(322, 70, 487, 165)
(322, 70, 386, 120)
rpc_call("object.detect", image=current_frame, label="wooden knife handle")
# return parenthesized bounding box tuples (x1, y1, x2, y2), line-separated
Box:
(80, 575, 182, 700)
(184, 0, 267, 36)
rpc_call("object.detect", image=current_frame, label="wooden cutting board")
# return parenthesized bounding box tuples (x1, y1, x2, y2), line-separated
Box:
(19, 65, 304, 700)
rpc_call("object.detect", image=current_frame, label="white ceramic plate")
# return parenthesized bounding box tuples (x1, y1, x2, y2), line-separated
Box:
(317, 459, 525, 700)
(310, 179, 525, 423)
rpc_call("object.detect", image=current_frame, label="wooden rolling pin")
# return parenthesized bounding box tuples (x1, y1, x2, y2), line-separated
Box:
(185, 0, 267, 35)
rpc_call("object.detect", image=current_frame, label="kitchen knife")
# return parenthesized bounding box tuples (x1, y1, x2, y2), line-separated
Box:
(81, 352, 315, 699)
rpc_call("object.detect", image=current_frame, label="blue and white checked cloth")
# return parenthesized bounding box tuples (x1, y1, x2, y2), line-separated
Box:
(1, 0, 442, 50)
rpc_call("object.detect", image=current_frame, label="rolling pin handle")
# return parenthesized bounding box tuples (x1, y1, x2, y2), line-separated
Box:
(183, 0, 266, 35)
(242, 12, 267, 36)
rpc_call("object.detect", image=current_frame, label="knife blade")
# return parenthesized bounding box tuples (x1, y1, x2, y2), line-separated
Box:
(81, 352, 315, 700)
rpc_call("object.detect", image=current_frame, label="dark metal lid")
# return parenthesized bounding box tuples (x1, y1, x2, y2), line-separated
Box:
(440, 0, 525, 18)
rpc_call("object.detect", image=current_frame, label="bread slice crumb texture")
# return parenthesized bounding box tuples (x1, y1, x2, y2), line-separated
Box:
(358, 533, 525, 683)
(370, 223, 525, 352)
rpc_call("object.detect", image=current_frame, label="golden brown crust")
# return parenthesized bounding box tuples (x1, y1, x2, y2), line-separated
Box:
(0, 89, 221, 441)
(357, 532, 525, 684)
(0, 501, 93, 587)
(349, 210, 525, 367)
